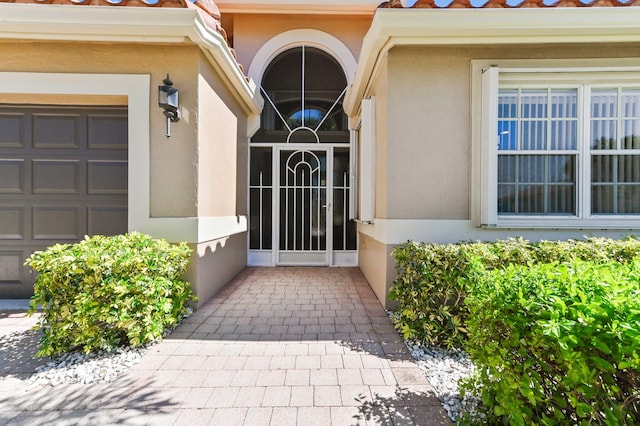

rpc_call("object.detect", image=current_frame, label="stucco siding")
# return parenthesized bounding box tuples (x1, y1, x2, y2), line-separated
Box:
(357, 232, 395, 309)
(0, 41, 201, 218)
(0, 40, 253, 305)
(197, 57, 246, 218)
(359, 43, 640, 308)
(230, 14, 371, 79)
(186, 233, 248, 308)
(387, 47, 470, 220)
(384, 44, 640, 221)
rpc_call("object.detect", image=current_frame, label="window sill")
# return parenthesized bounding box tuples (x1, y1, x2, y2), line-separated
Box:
(491, 217, 640, 230)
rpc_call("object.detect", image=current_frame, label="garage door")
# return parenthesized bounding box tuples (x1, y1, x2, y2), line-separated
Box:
(0, 105, 128, 298)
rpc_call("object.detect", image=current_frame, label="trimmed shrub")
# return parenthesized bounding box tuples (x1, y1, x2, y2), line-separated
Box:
(390, 237, 640, 348)
(461, 259, 640, 425)
(25, 232, 196, 357)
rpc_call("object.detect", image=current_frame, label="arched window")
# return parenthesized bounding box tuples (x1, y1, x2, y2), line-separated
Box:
(251, 46, 349, 144)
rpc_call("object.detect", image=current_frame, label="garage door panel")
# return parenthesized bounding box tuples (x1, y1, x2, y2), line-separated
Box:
(33, 113, 81, 149)
(0, 207, 24, 240)
(0, 159, 25, 193)
(0, 112, 26, 148)
(88, 206, 127, 236)
(0, 251, 22, 283)
(32, 160, 81, 194)
(1, 105, 127, 298)
(88, 115, 128, 150)
(88, 160, 127, 194)
(32, 206, 82, 240)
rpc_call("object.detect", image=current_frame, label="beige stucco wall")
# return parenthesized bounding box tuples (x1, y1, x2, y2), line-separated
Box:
(358, 233, 396, 309)
(186, 233, 247, 308)
(387, 47, 470, 220)
(197, 57, 248, 217)
(384, 43, 640, 220)
(0, 40, 252, 306)
(358, 42, 640, 308)
(229, 13, 372, 77)
(0, 41, 201, 218)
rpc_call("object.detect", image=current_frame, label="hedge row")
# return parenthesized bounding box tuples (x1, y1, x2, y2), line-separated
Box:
(390, 237, 640, 425)
(390, 237, 640, 349)
(462, 259, 640, 425)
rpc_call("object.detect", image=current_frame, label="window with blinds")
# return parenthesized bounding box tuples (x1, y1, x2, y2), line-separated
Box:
(473, 62, 640, 228)
(497, 88, 578, 215)
(590, 88, 640, 214)
(496, 83, 640, 220)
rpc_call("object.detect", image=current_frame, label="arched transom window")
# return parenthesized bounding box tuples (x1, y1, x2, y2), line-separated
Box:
(252, 46, 349, 144)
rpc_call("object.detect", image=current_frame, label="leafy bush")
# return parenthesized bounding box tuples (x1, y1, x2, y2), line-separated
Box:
(461, 259, 640, 425)
(26, 232, 196, 357)
(390, 237, 640, 348)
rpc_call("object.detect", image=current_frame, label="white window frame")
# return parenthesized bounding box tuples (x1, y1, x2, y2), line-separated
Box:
(472, 59, 640, 229)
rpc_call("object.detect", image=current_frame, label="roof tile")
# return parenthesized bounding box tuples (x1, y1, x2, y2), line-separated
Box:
(410, 0, 635, 7)
(412, 0, 438, 7)
(448, 0, 473, 7)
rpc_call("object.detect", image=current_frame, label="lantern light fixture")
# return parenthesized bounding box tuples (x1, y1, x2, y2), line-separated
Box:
(158, 74, 180, 138)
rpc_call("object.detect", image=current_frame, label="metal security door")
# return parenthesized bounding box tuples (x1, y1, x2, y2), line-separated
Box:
(277, 148, 331, 265)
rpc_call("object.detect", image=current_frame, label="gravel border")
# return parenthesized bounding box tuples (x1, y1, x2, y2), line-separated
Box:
(27, 345, 149, 386)
(406, 341, 484, 422)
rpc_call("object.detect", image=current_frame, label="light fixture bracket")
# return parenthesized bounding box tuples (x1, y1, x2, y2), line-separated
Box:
(158, 74, 180, 137)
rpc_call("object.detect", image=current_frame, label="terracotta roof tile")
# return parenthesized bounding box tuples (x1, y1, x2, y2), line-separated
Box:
(483, 0, 508, 8)
(584, 0, 628, 6)
(549, 0, 585, 7)
(447, 0, 473, 7)
(193, 0, 220, 18)
(409, 0, 635, 7)
(412, 0, 438, 7)
(6, 0, 189, 6)
(516, 0, 546, 7)
(377, 0, 404, 7)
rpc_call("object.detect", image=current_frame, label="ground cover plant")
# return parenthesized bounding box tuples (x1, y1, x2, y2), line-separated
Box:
(462, 259, 640, 425)
(25, 232, 195, 357)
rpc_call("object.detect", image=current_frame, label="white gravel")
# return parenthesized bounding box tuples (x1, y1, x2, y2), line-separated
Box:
(387, 310, 484, 422)
(27, 345, 149, 386)
(27, 310, 192, 387)
(405, 341, 483, 422)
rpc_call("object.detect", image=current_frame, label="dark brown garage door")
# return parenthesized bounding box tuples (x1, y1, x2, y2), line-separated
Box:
(0, 105, 128, 298)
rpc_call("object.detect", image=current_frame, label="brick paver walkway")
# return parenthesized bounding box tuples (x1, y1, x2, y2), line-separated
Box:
(0, 267, 450, 425)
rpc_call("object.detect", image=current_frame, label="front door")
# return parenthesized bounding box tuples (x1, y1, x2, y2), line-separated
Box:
(247, 45, 357, 266)
(277, 148, 329, 265)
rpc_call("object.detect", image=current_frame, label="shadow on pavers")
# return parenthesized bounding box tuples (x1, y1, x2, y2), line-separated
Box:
(0, 328, 47, 378)
(0, 376, 181, 425)
(354, 386, 452, 426)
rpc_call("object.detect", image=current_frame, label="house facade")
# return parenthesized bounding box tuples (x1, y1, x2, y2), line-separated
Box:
(1, 0, 639, 308)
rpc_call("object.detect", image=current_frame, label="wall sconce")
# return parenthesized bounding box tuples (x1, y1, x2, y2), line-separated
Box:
(158, 74, 180, 138)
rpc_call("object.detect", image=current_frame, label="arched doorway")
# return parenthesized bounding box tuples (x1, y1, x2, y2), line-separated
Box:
(248, 46, 357, 266)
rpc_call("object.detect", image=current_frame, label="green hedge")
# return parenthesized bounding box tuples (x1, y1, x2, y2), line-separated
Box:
(26, 232, 196, 357)
(462, 259, 640, 425)
(390, 237, 640, 348)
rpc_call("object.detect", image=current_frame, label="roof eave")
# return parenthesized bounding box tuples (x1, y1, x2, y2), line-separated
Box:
(344, 7, 640, 116)
(0, 4, 263, 115)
